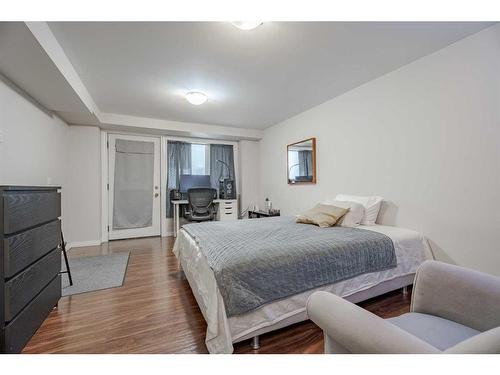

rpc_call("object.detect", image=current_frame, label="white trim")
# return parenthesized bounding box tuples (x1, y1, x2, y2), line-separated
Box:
(99, 112, 263, 141)
(66, 240, 102, 251)
(100, 130, 109, 243)
(160, 137, 168, 237)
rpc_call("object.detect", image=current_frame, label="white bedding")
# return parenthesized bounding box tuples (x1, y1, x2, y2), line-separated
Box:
(173, 224, 432, 353)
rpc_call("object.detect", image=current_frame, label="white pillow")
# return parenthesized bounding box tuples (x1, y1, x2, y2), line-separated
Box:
(321, 200, 364, 227)
(334, 194, 383, 225)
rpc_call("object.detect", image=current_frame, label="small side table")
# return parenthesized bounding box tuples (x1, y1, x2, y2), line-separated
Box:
(248, 210, 280, 219)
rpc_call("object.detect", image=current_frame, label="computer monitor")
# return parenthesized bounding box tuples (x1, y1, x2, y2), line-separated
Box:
(179, 174, 211, 193)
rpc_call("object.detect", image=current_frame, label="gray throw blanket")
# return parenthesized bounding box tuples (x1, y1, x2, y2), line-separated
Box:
(182, 216, 396, 316)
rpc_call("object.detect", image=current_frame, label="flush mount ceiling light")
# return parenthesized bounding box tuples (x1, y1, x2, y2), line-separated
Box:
(185, 91, 208, 105)
(231, 22, 263, 31)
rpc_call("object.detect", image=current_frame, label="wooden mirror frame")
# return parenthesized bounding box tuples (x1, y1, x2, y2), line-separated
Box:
(287, 137, 316, 185)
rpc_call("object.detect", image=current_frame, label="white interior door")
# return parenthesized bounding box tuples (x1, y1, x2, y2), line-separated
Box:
(108, 134, 161, 240)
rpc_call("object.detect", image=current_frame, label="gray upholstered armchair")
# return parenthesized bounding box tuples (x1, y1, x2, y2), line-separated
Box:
(307, 260, 500, 353)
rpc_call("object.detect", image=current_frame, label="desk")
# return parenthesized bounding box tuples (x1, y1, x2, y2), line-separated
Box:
(171, 199, 238, 237)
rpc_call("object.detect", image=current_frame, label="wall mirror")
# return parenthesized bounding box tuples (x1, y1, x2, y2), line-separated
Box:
(287, 137, 316, 184)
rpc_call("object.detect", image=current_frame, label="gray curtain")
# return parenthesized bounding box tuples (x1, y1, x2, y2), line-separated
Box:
(298, 150, 312, 177)
(209, 144, 236, 195)
(113, 139, 154, 229)
(166, 141, 192, 217)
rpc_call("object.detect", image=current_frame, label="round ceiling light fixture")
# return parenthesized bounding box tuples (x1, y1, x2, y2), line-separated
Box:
(185, 91, 208, 105)
(231, 22, 263, 31)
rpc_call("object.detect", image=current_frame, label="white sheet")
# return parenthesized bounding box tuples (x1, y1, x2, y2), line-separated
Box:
(173, 224, 432, 353)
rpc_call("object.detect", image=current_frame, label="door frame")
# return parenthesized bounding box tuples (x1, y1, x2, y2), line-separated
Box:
(101, 131, 164, 242)
(101, 130, 240, 243)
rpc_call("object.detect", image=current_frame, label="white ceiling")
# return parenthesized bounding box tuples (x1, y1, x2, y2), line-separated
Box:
(0, 23, 89, 114)
(46, 22, 493, 129)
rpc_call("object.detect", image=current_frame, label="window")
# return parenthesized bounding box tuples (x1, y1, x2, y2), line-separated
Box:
(288, 150, 299, 180)
(191, 143, 210, 175)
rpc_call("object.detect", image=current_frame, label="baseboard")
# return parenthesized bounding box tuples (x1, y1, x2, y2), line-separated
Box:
(66, 240, 103, 250)
(68, 235, 173, 250)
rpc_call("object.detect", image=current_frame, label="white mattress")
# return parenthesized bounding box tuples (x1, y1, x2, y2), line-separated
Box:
(173, 224, 431, 353)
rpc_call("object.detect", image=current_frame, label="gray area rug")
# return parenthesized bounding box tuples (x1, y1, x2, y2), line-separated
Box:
(61, 252, 130, 296)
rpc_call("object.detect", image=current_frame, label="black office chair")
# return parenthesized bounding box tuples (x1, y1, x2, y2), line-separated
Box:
(184, 188, 217, 222)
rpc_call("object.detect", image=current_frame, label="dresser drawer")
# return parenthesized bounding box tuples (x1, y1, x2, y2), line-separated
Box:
(2, 191, 61, 235)
(2, 275, 60, 353)
(3, 220, 61, 278)
(4, 248, 61, 321)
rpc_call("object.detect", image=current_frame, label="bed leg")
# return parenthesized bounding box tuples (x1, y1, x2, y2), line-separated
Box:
(402, 285, 408, 295)
(251, 336, 260, 350)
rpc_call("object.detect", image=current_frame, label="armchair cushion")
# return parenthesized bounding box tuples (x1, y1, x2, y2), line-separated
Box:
(307, 291, 439, 353)
(411, 260, 500, 331)
(445, 326, 500, 354)
(389, 312, 480, 351)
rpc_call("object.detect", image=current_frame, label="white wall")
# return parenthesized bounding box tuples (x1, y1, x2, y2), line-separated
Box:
(0, 78, 70, 233)
(239, 140, 261, 216)
(0, 78, 102, 246)
(65, 126, 101, 246)
(0, 80, 69, 187)
(260, 24, 500, 275)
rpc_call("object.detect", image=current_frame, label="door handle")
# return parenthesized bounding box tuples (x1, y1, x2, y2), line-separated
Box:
(155, 193, 159, 198)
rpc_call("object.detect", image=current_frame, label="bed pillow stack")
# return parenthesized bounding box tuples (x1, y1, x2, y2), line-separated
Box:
(334, 194, 383, 225)
(296, 203, 349, 228)
(322, 200, 365, 227)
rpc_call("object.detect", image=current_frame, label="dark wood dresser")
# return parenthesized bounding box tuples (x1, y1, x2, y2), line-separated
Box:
(0, 186, 62, 353)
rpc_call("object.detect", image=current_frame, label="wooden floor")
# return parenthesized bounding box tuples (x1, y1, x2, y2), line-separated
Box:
(23, 237, 411, 354)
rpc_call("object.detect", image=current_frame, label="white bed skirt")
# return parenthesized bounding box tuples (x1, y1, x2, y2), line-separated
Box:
(173, 224, 432, 353)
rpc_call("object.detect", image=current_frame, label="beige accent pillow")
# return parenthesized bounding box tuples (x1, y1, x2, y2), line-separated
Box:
(296, 204, 349, 228)
(322, 200, 365, 227)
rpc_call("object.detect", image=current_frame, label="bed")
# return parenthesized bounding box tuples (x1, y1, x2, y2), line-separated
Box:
(173, 216, 432, 354)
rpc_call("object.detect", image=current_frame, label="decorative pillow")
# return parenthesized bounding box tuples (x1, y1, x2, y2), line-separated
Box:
(322, 200, 365, 227)
(334, 194, 383, 225)
(296, 204, 349, 228)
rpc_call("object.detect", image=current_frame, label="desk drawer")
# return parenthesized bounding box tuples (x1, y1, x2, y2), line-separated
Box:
(219, 211, 237, 221)
(2, 275, 60, 353)
(3, 220, 61, 278)
(221, 200, 236, 211)
(217, 200, 237, 221)
(4, 248, 61, 321)
(2, 192, 61, 235)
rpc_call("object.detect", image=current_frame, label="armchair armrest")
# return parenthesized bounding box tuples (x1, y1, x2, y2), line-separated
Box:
(306, 291, 439, 354)
(411, 261, 500, 331)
